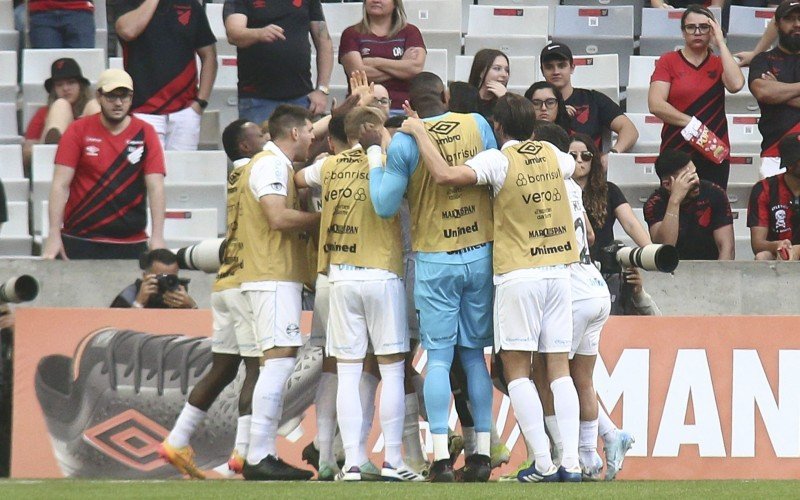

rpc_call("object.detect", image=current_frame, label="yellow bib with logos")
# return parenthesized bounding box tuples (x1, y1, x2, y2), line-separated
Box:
(407, 112, 493, 252)
(318, 147, 403, 276)
(213, 162, 248, 292)
(237, 150, 310, 284)
(493, 141, 579, 274)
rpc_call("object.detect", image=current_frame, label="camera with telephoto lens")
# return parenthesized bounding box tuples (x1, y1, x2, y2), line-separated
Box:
(173, 238, 225, 274)
(155, 274, 180, 294)
(0, 275, 40, 305)
(598, 241, 680, 275)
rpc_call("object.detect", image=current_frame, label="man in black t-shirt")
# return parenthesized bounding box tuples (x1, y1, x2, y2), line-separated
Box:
(116, 0, 218, 151)
(540, 43, 639, 169)
(223, 0, 333, 124)
(749, 0, 800, 178)
(644, 149, 734, 260)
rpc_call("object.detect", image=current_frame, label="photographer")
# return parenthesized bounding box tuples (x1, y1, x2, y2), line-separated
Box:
(613, 267, 662, 316)
(111, 249, 197, 309)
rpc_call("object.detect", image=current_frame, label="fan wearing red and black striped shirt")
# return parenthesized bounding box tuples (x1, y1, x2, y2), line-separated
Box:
(648, 5, 744, 191)
(43, 69, 166, 260)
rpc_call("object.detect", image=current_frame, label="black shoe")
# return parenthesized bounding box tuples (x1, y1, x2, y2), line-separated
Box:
(302, 442, 320, 471)
(428, 459, 455, 483)
(461, 454, 491, 482)
(242, 455, 313, 481)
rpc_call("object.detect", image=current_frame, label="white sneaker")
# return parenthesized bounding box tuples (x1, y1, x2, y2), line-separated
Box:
(603, 430, 635, 481)
(335, 466, 361, 482)
(381, 462, 426, 482)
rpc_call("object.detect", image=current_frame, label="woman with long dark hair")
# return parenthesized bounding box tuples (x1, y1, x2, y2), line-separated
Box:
(467, 49, 509, 121)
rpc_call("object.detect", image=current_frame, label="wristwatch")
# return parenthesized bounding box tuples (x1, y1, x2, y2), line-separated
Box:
(316, 85, 330, 96)
(194, 98, 208, 109)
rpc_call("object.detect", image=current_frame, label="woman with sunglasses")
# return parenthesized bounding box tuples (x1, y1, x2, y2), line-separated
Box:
(648, 4, 744, 190)
(340, 0, 427, 114)
(569, 134, 651, 269)
(467, 49, 510, 122)
(524, 81, 572, 133)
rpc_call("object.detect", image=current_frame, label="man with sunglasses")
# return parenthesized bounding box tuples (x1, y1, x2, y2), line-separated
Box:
(748, 133, 800, 260)
(43, 69, 166, 260)
(539, 43, 639, 168)
(749, 0, 800, 178)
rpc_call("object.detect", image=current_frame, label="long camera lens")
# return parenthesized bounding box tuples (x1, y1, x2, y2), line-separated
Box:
(616, 244, 679, 273)
(173, 238, 225, 273)
(0, 275, 40, 304)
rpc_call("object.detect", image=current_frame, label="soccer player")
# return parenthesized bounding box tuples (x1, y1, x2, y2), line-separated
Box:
(370, 72, 498, 482)
(400, 93, 583, 482)
(296, 107, 424, 481)
(159, 119, 267, 478)
(237, 105, 320, 481)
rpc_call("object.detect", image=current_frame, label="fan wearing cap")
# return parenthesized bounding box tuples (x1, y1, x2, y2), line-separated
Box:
(748, 133, 800, 260)
(23, 58, 100, 175)
(749, 0, 800, 178)
(539, 42, 639, 170)
(43, 68, 167, 260)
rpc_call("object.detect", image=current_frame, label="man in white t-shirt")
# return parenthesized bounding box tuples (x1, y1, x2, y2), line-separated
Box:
(400, 93, 584, 483)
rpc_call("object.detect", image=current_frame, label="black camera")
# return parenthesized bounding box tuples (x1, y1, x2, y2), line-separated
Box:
(155, 274, 180, 294)
(598, 241, 680, 275)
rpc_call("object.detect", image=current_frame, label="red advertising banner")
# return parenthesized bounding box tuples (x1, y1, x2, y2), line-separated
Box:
(11, 310, 800, 479)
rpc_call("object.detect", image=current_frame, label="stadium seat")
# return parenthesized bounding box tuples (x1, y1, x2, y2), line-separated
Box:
(727, 114, 762, 155)
(0, 144, 28, 202)
(552, 5, 634, 86)
(0, 102, 21, 144)
(476, 0, 559, 35)
(30, 144, 58, 236)
(0, 202, 33, 256)
(405, 0, 462, 81)
(164, 150, 228, 235)
(561, 0, 645, 37)
(0, 0, 18, 52)
(453, 55, 536, 93)
(731, 208, 752, 261)
(464, 5, 548, 57)
(423, 48, 449, 86)
(157, 208, 220, 248)
(322, 2, 362, 49)
(199, 109, 221, 150)
(726, 6, 775, 54)
(626, 56, 659, 114)
(22, 49, 106, 107)
(22, 102, 44, 136)
(569, 54, 619, 103)
(639, 7, 723, 56)
(205, 4, 236, 57)
(108, 57, 123, 70)
(726, 154, 760, 210)
(209, 55, 239, 134)
(607, 152, 661, 207)
(94, 0, 108, 56)
(626, 113, 662, 154)
(725, 66, 760, 114)
(0, 50, 17, 103)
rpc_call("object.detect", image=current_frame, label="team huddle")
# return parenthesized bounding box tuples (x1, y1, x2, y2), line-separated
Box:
(157, 71, 634, 483)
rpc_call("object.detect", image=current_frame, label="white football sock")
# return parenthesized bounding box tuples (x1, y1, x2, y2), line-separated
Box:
(359, 371, 379, 460)
(167, 402, 206, 448)
(402, 393, 426, 467)
(378, 360, 406, 468)
(315, 372, 338, 465)
(246, 357, 295, 464)
(234, 415, 251, 455)
(598, 404, 619, 441)
(579, 419, 599, 465)
(551, 376, 580, 470)
(432, 433, 449, 462)
(476, 431, 490, 457)
(337, 362, 365, 469)
(507, 377, 553, 473)
(462, 426, 477, 456)
(544, 415, 562, 459)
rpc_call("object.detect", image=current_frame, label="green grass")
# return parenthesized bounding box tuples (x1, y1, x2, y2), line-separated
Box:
(1, 480, 799, 500)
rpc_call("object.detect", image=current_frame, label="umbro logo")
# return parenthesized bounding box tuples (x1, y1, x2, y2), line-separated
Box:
(83, 409, 168, 472)
(518, 142, 543, 157)
(428, 121, 459, 135)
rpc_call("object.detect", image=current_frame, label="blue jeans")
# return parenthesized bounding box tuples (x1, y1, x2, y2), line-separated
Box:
(238, 95, 311, 126)
(29, 10, 95, 49)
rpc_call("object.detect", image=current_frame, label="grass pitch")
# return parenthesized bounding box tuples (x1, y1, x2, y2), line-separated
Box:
(1, 480, 798, 499)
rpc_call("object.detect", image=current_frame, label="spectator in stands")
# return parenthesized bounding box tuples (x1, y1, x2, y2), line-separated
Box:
(448, 81, 480, 114)
(467, 48, 509, 122)
(43, 69, 166, 260)
(540, 42, 638, 168)
(371, 84, 393, 116)
(224, 0, 333, 123)
(111, 249, 197, 308)
(569, 133, 652, 271)
(747, 133, 800, 260)
(340, 0, 426, 115)
(644, 149, 735, 260)
(116, 0, 217, 151)
(748, 1, 800, 178)
(23, 58, 100, 175)
(524, 81, 572, 133)
(28, 0, 95, 48)
(648, 5, 744, 190)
